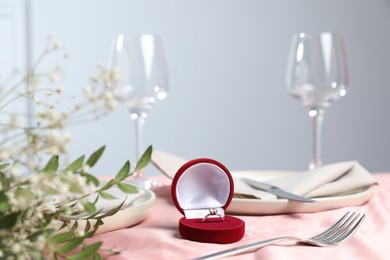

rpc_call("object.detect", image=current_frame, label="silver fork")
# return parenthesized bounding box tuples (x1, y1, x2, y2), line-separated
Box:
(194, 212, 365, 260)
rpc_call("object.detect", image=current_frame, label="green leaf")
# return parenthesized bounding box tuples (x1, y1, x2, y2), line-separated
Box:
(55, 237, 84, 253)
(134, 145, 152, 172)
(84, 230, 96, 238)
(98, 191, 117, 200)
(15, 187, 34, 200)
(93, 218, 104, 229)
(0, 192, 10, 213)
(0, 212, 19, 229)
(101, 180, 115, 191)
(117, 183, 138, 194)
(67, 242, 102, 260)
(84, 202, 96, 213)
(43, 155, 59, 173)
(28, 229, 55, 241)
(0, 201, 10, 213)
(86, 146, 105, 167)
(85, 220, 91, 233)
(65, 155, 85, 172)
(0, 163, 10, 170)
(91, 194, 100, 205)
(71, 220, 79, 231)
(59, 221, 68, 230)
(48, 231, 74, 244)
(100, 199, 127, 218)
(114, 161, 130, 182)
(79, 208, 103, 219)
(81, 173, 100, 186)
(93, 252, 103, 260)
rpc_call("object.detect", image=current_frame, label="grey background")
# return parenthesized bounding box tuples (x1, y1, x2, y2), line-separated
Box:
(30, 0, 390, 175)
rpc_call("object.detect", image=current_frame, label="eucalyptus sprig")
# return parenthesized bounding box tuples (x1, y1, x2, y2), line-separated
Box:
(0, 145, 153, 259)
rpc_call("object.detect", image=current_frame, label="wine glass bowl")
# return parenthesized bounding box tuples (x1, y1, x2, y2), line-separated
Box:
(286, 32, 349, 169)
(108, 34, 168, 187)
(109, 34, 168, 113)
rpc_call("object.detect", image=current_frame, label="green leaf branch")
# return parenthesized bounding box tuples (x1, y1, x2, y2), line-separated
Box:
(0, 145, 153, 259)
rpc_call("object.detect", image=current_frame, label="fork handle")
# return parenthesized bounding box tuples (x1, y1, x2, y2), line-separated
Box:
(194, 237, 289, 260)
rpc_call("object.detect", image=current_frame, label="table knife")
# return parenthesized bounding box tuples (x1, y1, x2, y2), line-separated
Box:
(241, 178, 316, 203)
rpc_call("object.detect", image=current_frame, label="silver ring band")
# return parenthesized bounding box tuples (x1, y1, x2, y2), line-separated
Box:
(201, 208, 224, 223)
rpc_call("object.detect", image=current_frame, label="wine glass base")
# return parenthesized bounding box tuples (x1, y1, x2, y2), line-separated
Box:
(309, 162, 322, 170)
(127, 172, 163, 189)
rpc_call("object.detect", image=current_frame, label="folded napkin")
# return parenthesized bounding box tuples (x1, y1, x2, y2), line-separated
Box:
(151, 151, 377, 199)
(235, 161, 377, 199)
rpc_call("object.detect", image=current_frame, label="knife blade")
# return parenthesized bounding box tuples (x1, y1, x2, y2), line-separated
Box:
(241, 178, 316, 203)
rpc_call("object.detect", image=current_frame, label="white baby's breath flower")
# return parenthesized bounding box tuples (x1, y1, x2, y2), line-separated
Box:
(63, 132, 72, 142)
(56, 85, 64, 93)
(58, 184, 69, 194)
(52, 41, 63, 49)
(82, 164, 90, 172)
(75, 175, 87, 187)
(0, 150, 10, 161)
(103, 91, 117, 110)
(47, 146, 60, 155)
(41, 203, 57, 214)
(8, 117, 19, 128)
(75, 202, 85, 212)
(9, 164, 21, 177)
(90, 75, 99, 84)
(49, 110, 57, 121)
(76, 230, 85, 237)
(34, 235, 46, 250)
(37, 112, 46, 119)
(44, 90, 52, 96)
(34, 98, 41, 105)
(61, 111, 69, 119)
(83, 85, 95, 101)
(110, 68, 121, 85)
(29, 174, 41, 186)
(107, 100, 117, 110)
(87, 183, 98, 193)
(11, 243, 21, 254)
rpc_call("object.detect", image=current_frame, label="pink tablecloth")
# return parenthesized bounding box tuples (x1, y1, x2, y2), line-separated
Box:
(88, 174, 390, 259)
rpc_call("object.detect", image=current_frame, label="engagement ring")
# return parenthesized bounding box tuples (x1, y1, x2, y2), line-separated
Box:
(201, 208, 224, 223)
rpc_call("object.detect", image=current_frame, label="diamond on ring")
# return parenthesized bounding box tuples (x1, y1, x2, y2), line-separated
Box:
(201, 208, 224, 223)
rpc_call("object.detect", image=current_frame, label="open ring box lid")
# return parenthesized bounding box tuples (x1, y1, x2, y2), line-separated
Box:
(171, 158, 245, 244)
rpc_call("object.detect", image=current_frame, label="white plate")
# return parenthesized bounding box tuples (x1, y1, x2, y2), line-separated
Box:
(52, 187, 156, 234)
(93, 187, 156, 234)
(227, 170, 374, 215)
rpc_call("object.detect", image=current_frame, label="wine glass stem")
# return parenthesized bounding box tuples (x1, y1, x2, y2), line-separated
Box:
(131, 111, 146, 170)
(309, 109, 325, 170)
(134, 114, 145, 161)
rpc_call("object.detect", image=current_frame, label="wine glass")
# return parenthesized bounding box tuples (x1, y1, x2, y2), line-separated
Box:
(108, 34, 168, 187)
(285, 32, 349, 170)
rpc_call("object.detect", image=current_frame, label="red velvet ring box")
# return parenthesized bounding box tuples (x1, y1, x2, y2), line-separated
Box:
(171, 158, 245, 244)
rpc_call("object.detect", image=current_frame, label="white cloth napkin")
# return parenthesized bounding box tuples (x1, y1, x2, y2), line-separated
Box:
(151, 151, 377, 199)
(236, 161, 377, 199)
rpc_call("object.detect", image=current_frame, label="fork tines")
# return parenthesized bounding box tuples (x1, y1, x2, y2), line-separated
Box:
(312, 211, 366, 245)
